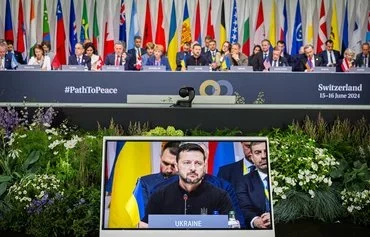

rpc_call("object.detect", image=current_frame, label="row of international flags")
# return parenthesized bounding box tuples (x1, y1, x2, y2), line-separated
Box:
(3, 0, 370, 70)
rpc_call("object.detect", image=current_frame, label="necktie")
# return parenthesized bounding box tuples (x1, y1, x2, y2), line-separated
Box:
(307, 56, 313, 68)
(264, 53, 268, 61)
(331, 52, 335, 64)
(0, 57, 3, 69)
(115, 55, 119, 66)
(243, 162, 256, 175)
(263, 177, 270, 212)
(274, 60, 278, 67)
(365, 56, 368, 68)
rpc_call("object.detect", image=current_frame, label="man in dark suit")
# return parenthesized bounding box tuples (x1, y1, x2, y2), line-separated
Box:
(320, 39, 341, 67)
(237, 141, 271, 229)
(6, 40, 25, 64)
(276, 40, 292, 66)
(185, 43, 209, 68)
(354, 42, 370, 68)
(204, 39, 218, 64)
(104, 41, 132, 70)
(68, 42, 91, 70)
(250, 39, 273, 71)
(0, 42, 14, 70)
(127, 36, 146, 58)
(176, 42, 191, 71)
(270, 47, 289, 68)
(201, 35, 213, 55)
(218, 142, 256, 190)
(293, 44, 324, 72)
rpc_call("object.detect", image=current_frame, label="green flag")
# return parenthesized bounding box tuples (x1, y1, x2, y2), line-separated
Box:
(93, 0, 99, 49)
(80, 0, 89, 42)
(42, 0, 50, 42)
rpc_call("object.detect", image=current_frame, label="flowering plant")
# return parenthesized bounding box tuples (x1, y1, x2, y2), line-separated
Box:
(144, 126, 184, 136)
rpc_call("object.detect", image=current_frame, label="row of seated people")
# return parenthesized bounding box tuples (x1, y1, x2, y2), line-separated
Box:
(1, 36, 369, 72)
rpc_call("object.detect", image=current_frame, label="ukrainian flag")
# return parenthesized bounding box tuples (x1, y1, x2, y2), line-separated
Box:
(168, 0, 178, 71)
(108, 141, 151, 228)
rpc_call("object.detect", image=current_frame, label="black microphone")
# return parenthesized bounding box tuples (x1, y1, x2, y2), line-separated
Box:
(183, 194, 188, 215)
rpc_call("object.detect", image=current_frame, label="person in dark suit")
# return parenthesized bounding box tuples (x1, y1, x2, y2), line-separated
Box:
(0, 42, 14, 70)
(201, 35, 213, 55)
(248, 45, 262, 68)
(146, 44, 171, 71)
(6, 40, 25, 64)
(176, 42, 191, 71)
(204, 39, 219, 64)
(270, 47, 289, 68)
(276, 40, 293, 66)
(237, 141, 271, 229)
(293, 44, 324, 72)
(184, 43, 209, 69)
(104, 41, 132, 70)
(218, 142, 255, 190)
(320, 39, 341, 67)
(354, 42, 370, 68)
(250, 39, 272, 71)
(68, 42, 91, 70)
(127, 35, 146, 58)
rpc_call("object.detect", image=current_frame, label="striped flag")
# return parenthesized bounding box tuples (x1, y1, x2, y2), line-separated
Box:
(54, 0, 67, 66)
(291, 0, 303, 55)
(181, 0, 192, 46)
(280, 0, 288, 42)
(267, 0, 276, 46)
(242, 0, 250, 55)
(194, 0, 202, 45)
(208, 142, 235, 176)
(5, 0, 13, 41)
(254, 0, 265, 46)
(220, 0, 226, 46)
(155, 0, 166, 52)
(341, 58, 350, 72)
(119, 0, 127, 42)
(316, 0, 327, 54)
(69, 0, 78, 55)
(167, 0, 178, 71)
(304, 0, 314, 44)
(206, 0, 215, 40)
(329, 0, 340, 51)
(128, 0, 139, 49)
(16, 0, 27, 60)
(341, 0, 348, 55)
(29, 0, 37, 57)
(80, 0, 89, 42)
(230, 0, 238, 44)
(92, 0, 99, 50)
(42, 0, 51, 42)
(143, 0, 153, 46)
(104, 1, 115, 59)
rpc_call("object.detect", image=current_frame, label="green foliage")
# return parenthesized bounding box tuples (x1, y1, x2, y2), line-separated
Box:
(144, 126, 184, 136)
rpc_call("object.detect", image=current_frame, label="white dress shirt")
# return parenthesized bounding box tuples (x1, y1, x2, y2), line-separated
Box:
(28, 55, 51, 70)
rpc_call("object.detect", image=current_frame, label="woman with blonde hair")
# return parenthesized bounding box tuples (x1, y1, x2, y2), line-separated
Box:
(337, 48, 355, 72)
(146, 44, 171, 71)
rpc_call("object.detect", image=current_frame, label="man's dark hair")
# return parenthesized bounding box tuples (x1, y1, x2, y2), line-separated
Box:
(276, 40, 286, 46)
(192, 43, 201, 49)
(6, 40, 14, 46)
(204, 35, 213, 41)
(134, 35, 142, 41)
(161, 141, 180, 157)
(176, 143, 206, 162)
(41, 41, 52, 51)
(325, 39, 334, 45)
(362, 42, 370, 47)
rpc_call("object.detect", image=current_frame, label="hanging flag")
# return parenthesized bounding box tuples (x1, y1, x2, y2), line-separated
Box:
(230, 0, 239, 44)
(340, 58, 350, 72)
(5, 0, 14, 41)
(206, 0, 215, 40)
(69, 0, 78, 55)
(42, 0, 51, 42)
(279, 0, 288, 42)
(291, 0, 303, 55)
(17, 0, 27, 60)
(220, 0, 226, 46)
(304, 1, 314, 45)
(316, 0, 327, 54)
(29, 0, 37, 57)
(329, 0, 340, 51)
(128, 0, 139, 49)
(142, 0, 153, 46)
(167, 0, 178, 71)
(242, 0, 250, 55)
(194, 0, 202, 45)
(341, 0, 348, 55)
(155, 0, 166, 52)
(108, 142, 151, 228)
(80, 0, 89, 43)
(254, 0, 265, 46)
(181, 0, 192, 46)
(267, 0, 276, 45)
(92, 0, 99, 50)
(208, 142, 235, 176)
(368, 11, 370, 31)
(350, 20, 361, 54)
(119, 0, 126, 42)
(54, 0, 66, 67)
(104, 3, 115, 59)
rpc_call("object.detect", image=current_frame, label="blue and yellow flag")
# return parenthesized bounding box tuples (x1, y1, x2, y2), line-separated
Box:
(168, 0, 178, 71)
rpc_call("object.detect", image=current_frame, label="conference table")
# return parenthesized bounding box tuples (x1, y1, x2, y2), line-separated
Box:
(1, 71, 369, 131)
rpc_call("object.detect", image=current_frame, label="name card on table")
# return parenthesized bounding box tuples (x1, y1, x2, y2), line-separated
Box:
(17, 65, 41, 71)
(148, 214, 228, 229)
(349, 67, 370, 73)
(62, 65, 85, 71)
(311, 67, 336, 73)
(187, 66, 210, 71)
(142, 66, 166, 71)
(270, 66, 292, 72)
(230, 66, 254, 72)
(102, 65, 125, 71)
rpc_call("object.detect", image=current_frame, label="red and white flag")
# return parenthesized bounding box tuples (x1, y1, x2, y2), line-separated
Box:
(135, 55, 142, 70)
(253, 0, 265, 46)
(104, 3, 114, 60)
(341, 58, 350, 72)
(316, 0, 327, 54)
(96, 56, 104, 70)
(16, 0, 27, 60)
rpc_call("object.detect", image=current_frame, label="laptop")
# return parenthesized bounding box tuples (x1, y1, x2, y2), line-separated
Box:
(16, 65, 41, 71)
(187, 66, 210, 71)
(270, 66, 292, 72)
(230, 66, 254, 72)
(142, 66, 166, 71)
(62, 65, 85, 71)
(102, 65, 125, 71)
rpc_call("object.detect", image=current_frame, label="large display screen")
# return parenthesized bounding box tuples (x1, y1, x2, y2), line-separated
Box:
(100, 136, 275, 237)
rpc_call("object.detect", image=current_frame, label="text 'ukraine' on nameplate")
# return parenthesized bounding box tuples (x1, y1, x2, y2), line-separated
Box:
(187, 66, 209, 71)
(148, 214, 228, 228)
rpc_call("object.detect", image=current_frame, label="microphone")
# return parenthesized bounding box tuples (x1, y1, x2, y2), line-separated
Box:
(183, 194, 188, 215)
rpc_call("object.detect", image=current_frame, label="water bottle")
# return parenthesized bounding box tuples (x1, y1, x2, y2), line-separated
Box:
(84, 64, 88, 71)
(227, 211, 240, 228)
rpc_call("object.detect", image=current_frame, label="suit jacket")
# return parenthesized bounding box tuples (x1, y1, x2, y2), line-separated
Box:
(251, 51, 273, 71)
(217, 159, 244, 189)
(175, 51, 191, 71)
(146, 56, 171, 71)
(236, 171, 269, 228)
(204, 50, 219, 63)
(281, 52, 293, 66)
(270, 57, 289, 67)
(8, 51, 25, 64)
(320, 50, 341, 66)
(293, 54, 324, 71)
(1, 53, 13, 70)
(225, 53, 249, 67)
(201, 47, 209, 55)
(68, 55, 91, 70)
(104, 53, 131, 70)
(127, 47, 147, 57)
(354, 53, 370, 68)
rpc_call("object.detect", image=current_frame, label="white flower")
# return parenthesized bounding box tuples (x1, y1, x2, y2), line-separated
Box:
(281, 194, 287, 199)
(8, 149, 21, 159)
(347, 206, 354, 213)
(53, 151, 59, 155)
(19, 134, 27, 138)
(64, 139, 77, 149)
(309, 190, 315, 198)
(311, 163, 318, 171)
(298, 174, 303, 180)
(43, 123, 51, 127)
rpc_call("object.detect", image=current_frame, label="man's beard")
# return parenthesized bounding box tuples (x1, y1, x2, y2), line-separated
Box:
(180, 172, 204, 184)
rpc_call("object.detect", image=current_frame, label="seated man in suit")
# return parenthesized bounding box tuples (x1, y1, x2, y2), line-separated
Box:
(225, 43, 249, 67)
(293, 44, 323, 72)
(68, 42, 91, 70)
(320, 39, 341, 67)
(6, 40, 25, 65)
(354, 42, 370, 68)
(250, 39, 272, 71)
(184, 43, 209, 69)
(237, 141, 271, 229)
(204, 39, 219, 69)
(201, 35, 213, 55)
(146, 44, 171, 71)
(104, 41, 132, 70)
(270, 47, 289, 68)
(127, 36, 146, 59)
(0, 42, 14, 70)
(276, 40, 292, 66)
(176, 42, 191, 71)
